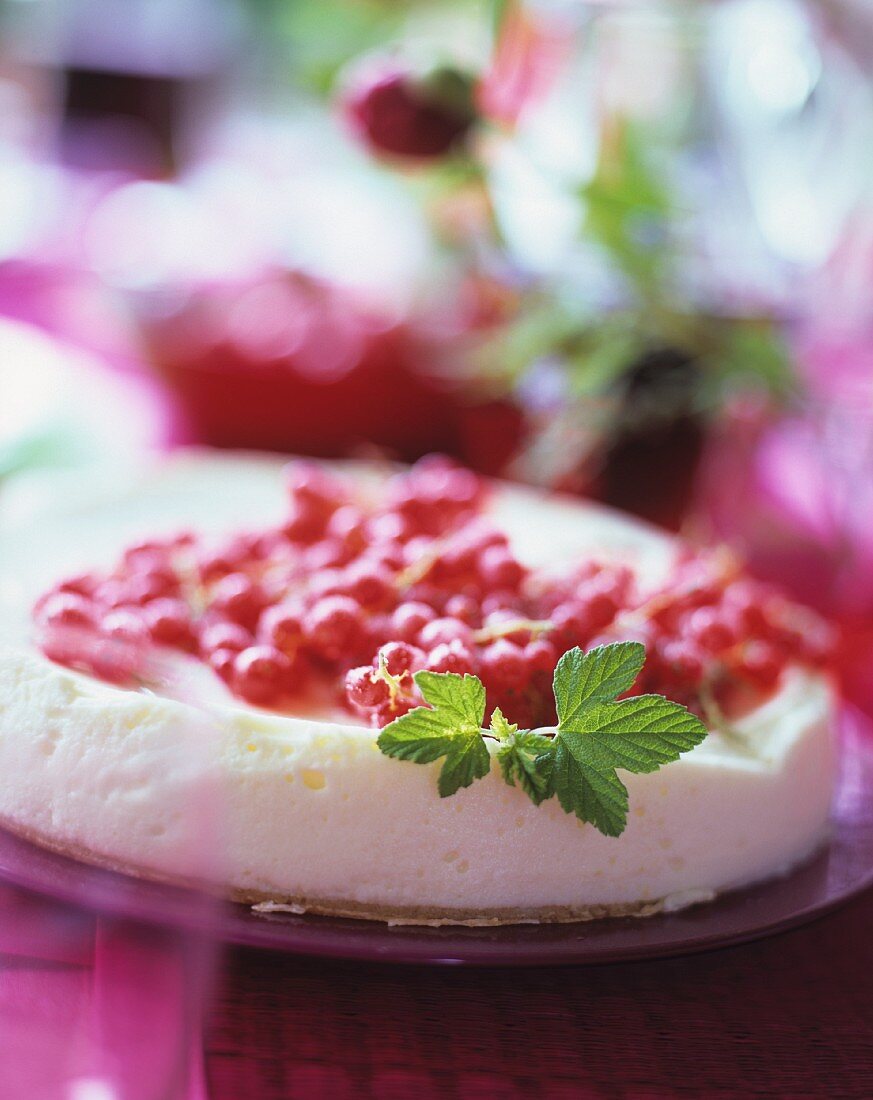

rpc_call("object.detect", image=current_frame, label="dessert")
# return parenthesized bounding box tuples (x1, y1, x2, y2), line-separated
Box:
(0, 451, 837, 924)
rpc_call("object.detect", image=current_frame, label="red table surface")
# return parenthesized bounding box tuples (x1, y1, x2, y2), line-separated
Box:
(0, 879, 870, 1097)
(206, 891, 873, 1099)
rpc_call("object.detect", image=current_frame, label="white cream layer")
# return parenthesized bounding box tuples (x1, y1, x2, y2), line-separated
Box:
(0, 452, 837, 919)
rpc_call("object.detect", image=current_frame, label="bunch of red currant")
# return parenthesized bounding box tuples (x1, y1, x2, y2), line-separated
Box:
(33, 456, 832, 726)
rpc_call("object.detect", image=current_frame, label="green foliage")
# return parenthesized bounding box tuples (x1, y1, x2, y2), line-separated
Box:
(377, 643, 708, 837)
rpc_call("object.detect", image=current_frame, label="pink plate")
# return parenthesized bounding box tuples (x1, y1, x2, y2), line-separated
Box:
(0, 727, 870, 967)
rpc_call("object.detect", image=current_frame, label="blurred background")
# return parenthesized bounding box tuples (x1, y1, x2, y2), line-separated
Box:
(0, 0, 871, 716)
(0, 5, 870, 1094)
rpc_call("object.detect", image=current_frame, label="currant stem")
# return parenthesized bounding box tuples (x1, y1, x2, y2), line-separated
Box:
(472, 618, 554, 644)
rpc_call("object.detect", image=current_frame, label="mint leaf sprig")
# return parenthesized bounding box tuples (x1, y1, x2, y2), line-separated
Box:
(376, 641, 707, 838)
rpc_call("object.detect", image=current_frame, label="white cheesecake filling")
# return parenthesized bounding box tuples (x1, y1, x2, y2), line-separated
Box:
(0, 452, 837, 921)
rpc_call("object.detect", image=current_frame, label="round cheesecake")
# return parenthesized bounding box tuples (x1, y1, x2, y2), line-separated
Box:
(0, 452, 837, 924)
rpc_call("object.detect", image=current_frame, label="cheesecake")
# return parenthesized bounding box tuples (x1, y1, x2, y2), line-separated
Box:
(0, 451, 837, 924)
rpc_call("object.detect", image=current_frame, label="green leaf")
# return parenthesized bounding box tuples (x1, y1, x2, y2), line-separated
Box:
(553, 734, 629, 838)
(553, 642, 645, 725)
(581, 119, 674, 298)
(376, 671, 490, 798)
(572, 696, 709, 769)
(708, 321, 797, 402)
(435, 735, 492, 798)
(489, 707, 516, 741)
(375, 643, 707, 835)
(553, 693, 707, 836)
(497, 730, 556, 806)
(414, 670, 486, 732)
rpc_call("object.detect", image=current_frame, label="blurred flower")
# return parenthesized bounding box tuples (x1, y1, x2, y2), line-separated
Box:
(342, 58, 477, 161)
(477, 2, 568, 128)
(697, 329, 873, 712)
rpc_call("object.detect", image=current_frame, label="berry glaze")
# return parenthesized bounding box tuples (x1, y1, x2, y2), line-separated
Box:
(32, 457, 833, 729)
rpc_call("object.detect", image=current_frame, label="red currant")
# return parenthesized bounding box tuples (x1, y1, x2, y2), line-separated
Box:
(390, 601, 436, 642)
(480, 639, 528, 691)
(143, 599, 197, 652)
(345, 665, 390, 709)
(304, 596, 366, 661)
(209, 574, 266, 630)
(378, 641, 425, 677)
(425, 641, 477, 675)
(233, 645, 292, 706)
(417, 617, 473, 650)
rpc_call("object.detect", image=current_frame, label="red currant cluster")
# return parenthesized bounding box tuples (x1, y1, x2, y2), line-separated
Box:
(594, 552, 834, 715)
(32, 457, 833, 725)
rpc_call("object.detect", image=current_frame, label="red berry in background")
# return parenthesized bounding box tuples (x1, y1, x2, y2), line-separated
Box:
(684, 606, 737, 653)
(425, 641, 477, 675)
(209, 574, 266, 630)
(344, 61, 477, 161)
(735, 640, 782, 690)
(38, 593, 97, 631)
(304, 596, 366, 662)
(143, 599, 197, 652)
(257, 604, 302, 655)
(391, 601, 437, 643)
(233, 645, 292, 706)
(378, 641, 425, 678)
(143, 273, 466, 465)
(480, 638, 528, 692)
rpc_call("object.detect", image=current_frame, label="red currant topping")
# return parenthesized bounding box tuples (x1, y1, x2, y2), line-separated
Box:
(233, 645, 292, 706)
(200, 621, 253, 654)
(257, 604, 302, 654)
(304, 596, 366, 661)
(143, 599, 197, 652)
(378, 641, 425, 677)
(345, 665, 391, 709)
(418, 617, 473, 650)
(480, 639, 528, 692)
(524, 638, 558, 674)
(31, 456, 832, 725)
(208, 574, 266, 630)
(425, 641, 477, 675)
(101, 609, 151, 647)
(38, 593, 97, 631)
(478, 545, 525, 591)
(390, 601, 437, 642)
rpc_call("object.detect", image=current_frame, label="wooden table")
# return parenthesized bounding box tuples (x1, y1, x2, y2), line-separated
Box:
(206, 890, 873, 1098)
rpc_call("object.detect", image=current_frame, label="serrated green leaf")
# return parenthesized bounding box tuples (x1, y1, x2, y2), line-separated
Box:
(413, 671, 486, 733)
(436, 735, 491, 798)
(553, 734, 630, 837)
(376, 642, 707, 831)
(489, 707, 517, 742)
(377, 707, 466, 765)
(553, 642, 645, 726)
(553, 694, 707, 836)
(575, 696, 708, 769)
(376, 670, 491, 798)
(497, 730, 556, 806)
